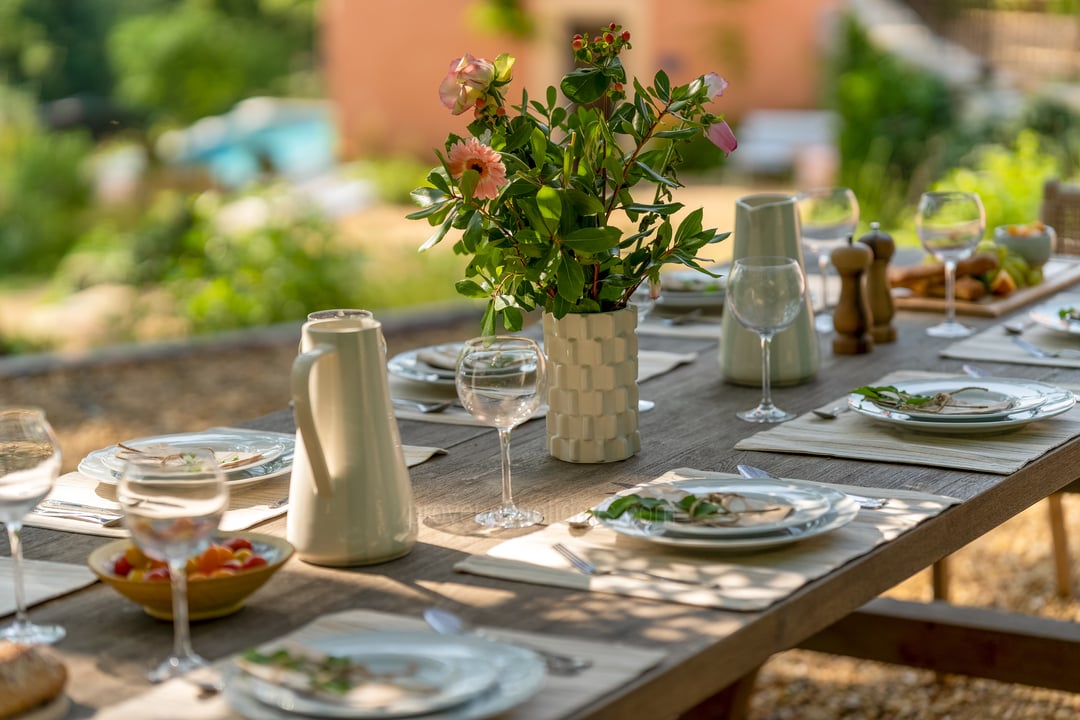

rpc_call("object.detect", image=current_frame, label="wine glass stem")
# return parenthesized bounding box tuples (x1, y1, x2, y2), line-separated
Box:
(818, 253, 830, 312)
(168, 559, 195, 663)
(943, 259, 957, 325)
(758, 332, 777, 412)
(497, 427, 516, 511)
(5, 522, 30, 631)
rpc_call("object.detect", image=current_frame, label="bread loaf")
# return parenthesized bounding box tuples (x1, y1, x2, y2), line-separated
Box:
(887, 252, 999, 289)
(0, 644, 66, 719)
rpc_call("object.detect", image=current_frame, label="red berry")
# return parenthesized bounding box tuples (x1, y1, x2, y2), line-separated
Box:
(621, 30, 631, 42)
(242, 556, 269, 570)
(144, 567, 170, 582)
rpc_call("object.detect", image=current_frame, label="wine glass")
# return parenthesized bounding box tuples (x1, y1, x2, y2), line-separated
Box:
(455, 336, 546, 529)
(0, 407, 65, 645)
(725, 257, 806, 423)
(630, 275, 663, 324)
(916, 191, 986, 338)
(797, 187, 859, 334)
(117, 449, 228, 682)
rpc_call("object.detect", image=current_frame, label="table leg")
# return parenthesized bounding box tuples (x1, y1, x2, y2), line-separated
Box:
(1047, 493, 1072, 599)
(677, 666, 760, 720)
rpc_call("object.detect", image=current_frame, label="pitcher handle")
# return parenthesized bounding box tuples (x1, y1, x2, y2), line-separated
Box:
(291, 344, 335, 496)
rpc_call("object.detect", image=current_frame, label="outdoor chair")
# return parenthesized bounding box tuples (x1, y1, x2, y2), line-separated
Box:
(932, 179, 1080, 603)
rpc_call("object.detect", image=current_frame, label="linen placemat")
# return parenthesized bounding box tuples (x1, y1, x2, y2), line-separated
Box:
(0, 557, 97, 617)
(454, 469, 958, 612)
(24, 445, 446, 537)
(735, 370, 1080, 475)
(941, 302, 1080, 369)
(95, 608, 667, 720)
(637, 314, 723, 339)
(392, 350, 697, 425)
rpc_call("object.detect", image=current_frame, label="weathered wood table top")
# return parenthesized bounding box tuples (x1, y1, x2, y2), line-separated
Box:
(19, 308, 1080, 718)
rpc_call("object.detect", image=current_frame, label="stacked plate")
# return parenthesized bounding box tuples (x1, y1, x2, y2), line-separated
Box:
(78, 429, 294, 490)
(223, 631, 546, 719)
(1029, 300, 1080, 336)
(848, 377, 1076, 435)
(388, 343, 460, 388)
(592, 477, 859, 552)
(654, 267, 726, 316)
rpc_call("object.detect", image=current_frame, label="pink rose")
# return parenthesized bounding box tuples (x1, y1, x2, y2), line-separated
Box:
(706, 120, 738, 156)
(439, 53, 496, 115)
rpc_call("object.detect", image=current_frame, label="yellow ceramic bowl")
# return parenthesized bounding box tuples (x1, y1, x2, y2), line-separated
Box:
(88, 531, 293, 621)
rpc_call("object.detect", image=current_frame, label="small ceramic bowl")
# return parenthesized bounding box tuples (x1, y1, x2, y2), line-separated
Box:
(994, 223, 1055, 268)
(88, 531, 293, 620)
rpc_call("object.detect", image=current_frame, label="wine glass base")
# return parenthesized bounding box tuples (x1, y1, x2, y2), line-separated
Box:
(736, 406, 796, 424)
(0, 622, 65, 645)
(926, 321, 975, 338)
(814, 312, 834, 334)
(147, 653, 210, 684)
(475, 506, 543, 529)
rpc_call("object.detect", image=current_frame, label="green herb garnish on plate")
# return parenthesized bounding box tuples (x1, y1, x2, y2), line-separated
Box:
(852, 385, 992, 413)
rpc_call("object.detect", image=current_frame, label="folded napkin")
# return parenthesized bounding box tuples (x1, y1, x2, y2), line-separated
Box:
(942, 315, 1080, 369)
(95, 608, 666, 720)
(637, 314, 723, 339)
(0, 557, 97, 617)
(24, 444, 446, 537)
(455, 469, 958, 612)
(392, 350, 697, 425)
(735, 370, 1080, 475)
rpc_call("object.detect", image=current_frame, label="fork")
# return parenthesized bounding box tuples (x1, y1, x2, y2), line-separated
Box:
(812, 404, 849, 419)
(392, 398, 452, 413)
(552, 543, 707, 586)
(32, 507, 125, 527)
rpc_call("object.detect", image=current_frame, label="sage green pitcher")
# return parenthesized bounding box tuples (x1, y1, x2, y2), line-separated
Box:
(720, 193, 820, 386)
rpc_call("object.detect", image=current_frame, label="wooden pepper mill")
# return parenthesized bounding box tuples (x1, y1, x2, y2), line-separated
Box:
(831, 236, 874, 355)
(859, 221, 897, 343)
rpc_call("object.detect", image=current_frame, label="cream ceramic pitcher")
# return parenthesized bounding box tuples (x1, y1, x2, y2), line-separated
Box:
(720, 193, 820, 386)
(288, 315, 417, 566)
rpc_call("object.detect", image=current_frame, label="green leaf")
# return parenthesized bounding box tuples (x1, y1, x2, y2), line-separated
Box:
(459, 169, 480, 203)
(561, 67, 608, 105)
(561, 226, 622, 253)
(454, 279, 489, 298)
(625, 202, 684, 215)
(534, 186, 562, 235)
(501, 305, 523, 331)
(418, 209, 457, 252)
(633, 160, 679, 188)
(404, 199, 448, 220)
(530, 127, 548, 167)
(654, 127, 699, 140)
(556, 252, 585, 302)
(673, 208, 704, 245)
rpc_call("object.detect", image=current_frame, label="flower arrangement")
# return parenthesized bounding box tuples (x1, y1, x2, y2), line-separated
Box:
(409, 22, 737, 334)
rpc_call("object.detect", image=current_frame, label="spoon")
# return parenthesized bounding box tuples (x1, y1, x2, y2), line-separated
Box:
(422, 607, 592, 676)
(811, 404, 849, 419)
(1003, 318, 1031, 335)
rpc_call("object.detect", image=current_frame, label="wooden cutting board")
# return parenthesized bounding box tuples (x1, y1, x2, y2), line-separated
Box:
(892, 256, 1080, 317)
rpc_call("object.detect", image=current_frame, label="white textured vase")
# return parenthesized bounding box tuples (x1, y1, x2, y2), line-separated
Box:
(543, 308, 641, 463)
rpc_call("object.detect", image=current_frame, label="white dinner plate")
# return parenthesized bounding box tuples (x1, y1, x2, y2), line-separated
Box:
(99, 433, 285, 474)
(593, 480, 859, 551)
(605, 478, 839, 539)
(849, 379, 1075, 435)
(1029, 300, 1080, 336)
(78, 430, 294, 490)
(387, 346, 458, 386)
(850, 377, 1057, 423)
(224, 631, 545, 720)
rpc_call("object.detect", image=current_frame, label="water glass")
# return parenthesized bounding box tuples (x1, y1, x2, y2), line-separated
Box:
(797, 187, 859, 334)
(455, 336, 546, 529)
(118, 449, 228, 682)
(916, 191, 986, 338)
(725, 257, 806, 423)
(0, 407, 64, 645)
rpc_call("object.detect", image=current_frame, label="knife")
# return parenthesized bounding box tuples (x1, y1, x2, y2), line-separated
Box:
(1011, 336, 1080, 359)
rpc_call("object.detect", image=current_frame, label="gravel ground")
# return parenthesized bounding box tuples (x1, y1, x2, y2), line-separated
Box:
(4, 318, 1080, 718)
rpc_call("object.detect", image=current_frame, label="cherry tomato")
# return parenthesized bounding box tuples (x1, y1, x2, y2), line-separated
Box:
(242, 556, 269, 570)
(223, 537, 253, 552)
(197, 544, 235, 574)
(113, 556, 133, 577)
(143, 567, 170, 582)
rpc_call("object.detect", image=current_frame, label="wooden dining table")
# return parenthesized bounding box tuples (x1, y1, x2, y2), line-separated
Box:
(17, 306, 1080, 719)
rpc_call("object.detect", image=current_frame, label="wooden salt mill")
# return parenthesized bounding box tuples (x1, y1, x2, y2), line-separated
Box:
(831, 236, 874, 355)
(859, 222, 897, 343)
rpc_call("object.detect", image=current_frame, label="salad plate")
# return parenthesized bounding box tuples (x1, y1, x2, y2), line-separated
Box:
(1029, 300, 1080, 336)
(79, 430, 294, 489)
(850, 377, 1059, 423)
(224, 631, 545, 720)
(592, 478, 858, 551)
(656, 268, 726, 310)
(387, 344, 459, 386)
(849, 380, 1075, 435)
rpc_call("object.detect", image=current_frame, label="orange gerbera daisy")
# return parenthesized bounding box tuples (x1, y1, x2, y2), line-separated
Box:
(447, 138, 507, 200)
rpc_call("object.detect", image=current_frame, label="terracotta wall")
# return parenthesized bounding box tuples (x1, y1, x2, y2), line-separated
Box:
(322, 0, 843, 161)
